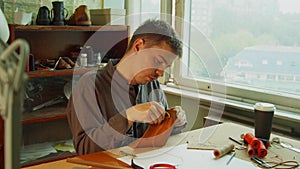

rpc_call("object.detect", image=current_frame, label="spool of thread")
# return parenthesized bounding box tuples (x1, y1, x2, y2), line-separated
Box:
(213, 144, 235, 159)
(247, 144, 255, 156)
(29, 54, 35, 71)
(244, 133, 261, 149)
(263, 140, 271, 149)
(25, 56, 30, 72)
(257, 140, 268, 158)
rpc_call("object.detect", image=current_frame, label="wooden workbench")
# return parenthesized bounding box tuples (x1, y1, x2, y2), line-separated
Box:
(22, 122, 300, 168)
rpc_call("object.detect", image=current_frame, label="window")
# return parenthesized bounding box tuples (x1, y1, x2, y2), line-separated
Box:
(276, 60, 283, 65)
(125, 0, 161, 36)
(174, 0, 300, 110)
(262, 59, 268, 65)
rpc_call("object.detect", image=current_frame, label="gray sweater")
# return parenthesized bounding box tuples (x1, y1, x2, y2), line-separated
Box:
(66, 59, 168, 155)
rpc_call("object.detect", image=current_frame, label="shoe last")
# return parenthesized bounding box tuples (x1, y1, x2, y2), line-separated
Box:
(67, 5, 91, 26)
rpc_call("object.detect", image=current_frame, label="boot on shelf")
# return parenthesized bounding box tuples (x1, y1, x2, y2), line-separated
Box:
(36, 6, 51, 25)
(67, 5, 91, 26)
(51, 1, 68, 25)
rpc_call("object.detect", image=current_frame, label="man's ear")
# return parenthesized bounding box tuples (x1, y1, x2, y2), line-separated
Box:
(133, 38, 145, 52)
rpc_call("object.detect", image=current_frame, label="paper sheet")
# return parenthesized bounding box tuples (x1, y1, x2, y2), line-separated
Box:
(118, 144, 259, 169)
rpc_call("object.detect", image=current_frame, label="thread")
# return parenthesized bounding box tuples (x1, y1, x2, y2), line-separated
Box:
(257, 140, 268, 158)
(265, 141, 271, 149)
(25, 56, 30, 72)
(261, 139, 271, 149)
(247, 144, 255, 156)
(242, 133, 269, 158)
(29, 54, 35, 71)
(244, 133, 261, 149)
(213, 144, 235, 159)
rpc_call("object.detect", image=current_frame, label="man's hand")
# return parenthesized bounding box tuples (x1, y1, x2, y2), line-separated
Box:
(126, 101, 165, 124)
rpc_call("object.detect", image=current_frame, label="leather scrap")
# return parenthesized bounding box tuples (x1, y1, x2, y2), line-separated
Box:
(130, 108, 177, 148)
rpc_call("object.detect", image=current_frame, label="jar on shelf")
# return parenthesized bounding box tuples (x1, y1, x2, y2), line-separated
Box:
(95, 52, 101, 65)
(80, 53, 87, 67)
(86, 46, 94, 66)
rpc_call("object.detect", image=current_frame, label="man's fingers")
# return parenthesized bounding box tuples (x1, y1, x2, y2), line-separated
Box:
(148, 105, 164, 124)
(149, 109, 159, 124)
(156, 104, 166, 121)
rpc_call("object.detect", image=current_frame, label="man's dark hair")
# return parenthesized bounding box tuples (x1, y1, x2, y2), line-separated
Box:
(127, 19, 182, 57)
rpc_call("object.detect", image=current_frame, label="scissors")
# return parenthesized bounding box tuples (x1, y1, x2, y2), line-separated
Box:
(131, 159, 177, 169)
(251, 157, 299, 169)
(149, 163, 177, 169)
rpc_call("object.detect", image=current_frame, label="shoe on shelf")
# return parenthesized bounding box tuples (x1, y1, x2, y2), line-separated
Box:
(67, 5, 91, 26)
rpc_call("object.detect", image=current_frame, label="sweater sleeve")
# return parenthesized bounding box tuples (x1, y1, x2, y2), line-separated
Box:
(66, 73, 135, 155)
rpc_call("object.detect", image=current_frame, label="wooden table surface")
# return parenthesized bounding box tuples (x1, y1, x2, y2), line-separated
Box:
(22, 122, 300, 169)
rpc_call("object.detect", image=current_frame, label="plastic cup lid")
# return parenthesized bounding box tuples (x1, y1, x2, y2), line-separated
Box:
(254, 102, 276, 112)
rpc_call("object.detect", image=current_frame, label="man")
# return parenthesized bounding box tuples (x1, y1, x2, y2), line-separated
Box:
(66, 19, 186, 155)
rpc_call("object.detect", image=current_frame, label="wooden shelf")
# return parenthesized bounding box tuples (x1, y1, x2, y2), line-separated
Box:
(10, 25, 129, 32)
(27, 67, 98, 78)
(22, 103, 68, 125)
(0, 24, 130, 168)
(9, 24, 129, 61)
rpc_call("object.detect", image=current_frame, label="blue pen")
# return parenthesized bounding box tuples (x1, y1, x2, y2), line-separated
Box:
(226, 151, 236, 165)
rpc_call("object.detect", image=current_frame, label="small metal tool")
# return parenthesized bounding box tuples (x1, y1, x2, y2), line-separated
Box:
(32, 96, 65, 111)
(251, 157, 272, 168)
(280, 142, 300, 154)
(272, 137, 300, 154)
(229, 137, 243, 145)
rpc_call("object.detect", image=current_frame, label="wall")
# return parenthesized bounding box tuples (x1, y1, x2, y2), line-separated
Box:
(165, 93, 207, 131)
(1, 0, 104, 24)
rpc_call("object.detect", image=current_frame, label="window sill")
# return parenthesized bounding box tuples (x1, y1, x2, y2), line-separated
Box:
(161, 84, 300, 124)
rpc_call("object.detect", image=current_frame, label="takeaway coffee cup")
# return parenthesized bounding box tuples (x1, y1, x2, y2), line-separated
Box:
(254, 102, 276, 141)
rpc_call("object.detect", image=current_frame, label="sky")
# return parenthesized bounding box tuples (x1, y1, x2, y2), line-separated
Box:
(278, 0, 300, 13)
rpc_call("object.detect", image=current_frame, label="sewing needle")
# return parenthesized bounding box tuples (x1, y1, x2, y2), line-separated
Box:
(120, 151, 137, 157)
(226, 151, 236, 165)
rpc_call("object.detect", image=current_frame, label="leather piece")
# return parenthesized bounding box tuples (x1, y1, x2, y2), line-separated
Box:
(130, 109, 177, 148)
(78, 151, 130, 167)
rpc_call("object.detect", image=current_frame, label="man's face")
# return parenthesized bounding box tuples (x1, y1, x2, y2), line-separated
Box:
(130, 42, 178, 85)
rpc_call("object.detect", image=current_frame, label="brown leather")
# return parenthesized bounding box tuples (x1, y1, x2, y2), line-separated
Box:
(67, 5, 91, 26)
(130, 109, 177, 148)
(69, 151, 131, 168)
(62, 57, 75, 67)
